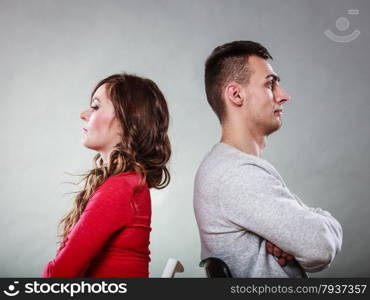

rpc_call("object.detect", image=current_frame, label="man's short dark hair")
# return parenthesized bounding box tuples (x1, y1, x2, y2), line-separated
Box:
(204, 41, 273, 123)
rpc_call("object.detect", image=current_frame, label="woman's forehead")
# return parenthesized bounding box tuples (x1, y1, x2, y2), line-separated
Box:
(91, 84, 110, 103)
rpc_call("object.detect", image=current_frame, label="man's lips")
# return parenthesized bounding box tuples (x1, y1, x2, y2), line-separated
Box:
(274, 109, 283, 116)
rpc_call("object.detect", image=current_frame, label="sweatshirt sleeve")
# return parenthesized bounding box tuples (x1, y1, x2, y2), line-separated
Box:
(42, 176, 134, 278)
(219, 163, 343, 273)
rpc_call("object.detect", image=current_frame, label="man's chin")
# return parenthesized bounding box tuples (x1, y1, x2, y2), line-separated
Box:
(265, 121, 282, 136)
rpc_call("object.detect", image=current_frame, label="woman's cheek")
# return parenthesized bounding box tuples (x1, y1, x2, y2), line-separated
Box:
(90, 113, 107, 132)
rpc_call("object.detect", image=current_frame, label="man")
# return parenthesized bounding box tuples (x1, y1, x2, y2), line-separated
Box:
(193, 41, 343, 277)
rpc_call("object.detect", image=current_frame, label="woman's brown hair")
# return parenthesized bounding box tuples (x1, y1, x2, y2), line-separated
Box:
(57, 73, 171, 251)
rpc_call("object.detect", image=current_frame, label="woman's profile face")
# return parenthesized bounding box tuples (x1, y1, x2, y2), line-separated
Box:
(80, 83, 122, 154)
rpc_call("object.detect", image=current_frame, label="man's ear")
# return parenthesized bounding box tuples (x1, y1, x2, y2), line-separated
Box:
(224, 82, 244, 107)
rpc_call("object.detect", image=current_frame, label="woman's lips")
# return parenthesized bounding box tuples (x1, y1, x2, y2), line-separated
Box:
(83, 128, 88, 132)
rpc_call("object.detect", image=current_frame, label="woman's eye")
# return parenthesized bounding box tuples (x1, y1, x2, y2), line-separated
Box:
(90, 105, 99, 110)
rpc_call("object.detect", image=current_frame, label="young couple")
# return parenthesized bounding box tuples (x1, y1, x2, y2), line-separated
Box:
(43, 41, 342, 278)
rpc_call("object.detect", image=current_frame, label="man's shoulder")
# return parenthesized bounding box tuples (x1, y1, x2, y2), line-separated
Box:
(197, 143, 273, 172)
(195, 143, 283, 187)
(196, 143, 238, 178)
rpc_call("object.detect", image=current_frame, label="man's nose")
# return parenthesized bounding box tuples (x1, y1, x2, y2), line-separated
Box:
(275, 86, 291, 104)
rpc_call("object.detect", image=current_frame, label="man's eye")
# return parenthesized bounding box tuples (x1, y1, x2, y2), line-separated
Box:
(267, 80, 277, 90)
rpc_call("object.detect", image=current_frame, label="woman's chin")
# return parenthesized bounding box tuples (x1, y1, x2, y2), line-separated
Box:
(82, 142, 101, 152)
(81, 139, 92, 150)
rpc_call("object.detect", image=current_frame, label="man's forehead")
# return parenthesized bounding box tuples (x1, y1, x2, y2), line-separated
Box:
(247, 55, 277, 79)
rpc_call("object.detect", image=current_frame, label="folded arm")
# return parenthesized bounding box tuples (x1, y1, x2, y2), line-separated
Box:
(219, 163, 343, 273)
(42, 177, 133, 277)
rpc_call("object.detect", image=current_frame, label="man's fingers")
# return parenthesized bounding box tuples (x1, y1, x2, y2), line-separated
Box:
(266, 241, 295, 264)
(286, 254, 294, 260)
(278, 257, 287, 266)
(273, 246, 282, 257)
(266, 242, 274, 254)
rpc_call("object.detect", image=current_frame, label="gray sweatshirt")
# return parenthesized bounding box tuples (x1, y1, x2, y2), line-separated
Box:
(193, 142, 343, 278)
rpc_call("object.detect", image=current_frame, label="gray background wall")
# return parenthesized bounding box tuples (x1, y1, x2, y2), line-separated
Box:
(0, 0, 369, 277)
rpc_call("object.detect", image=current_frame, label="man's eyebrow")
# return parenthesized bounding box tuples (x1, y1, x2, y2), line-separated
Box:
(265, 74, 281, 82)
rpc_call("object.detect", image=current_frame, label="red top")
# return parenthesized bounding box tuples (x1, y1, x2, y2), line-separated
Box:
(42, 172, 151, 278)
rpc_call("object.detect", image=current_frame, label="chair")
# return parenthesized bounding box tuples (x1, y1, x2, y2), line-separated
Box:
(161, 258, 184, 278)
(199, 257, 232, 278)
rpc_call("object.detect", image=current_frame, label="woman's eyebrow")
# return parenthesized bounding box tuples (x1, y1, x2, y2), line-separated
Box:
(90, 97, 101, 105)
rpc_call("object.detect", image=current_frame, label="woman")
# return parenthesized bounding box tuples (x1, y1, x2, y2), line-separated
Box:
(42, 73, 171, 277)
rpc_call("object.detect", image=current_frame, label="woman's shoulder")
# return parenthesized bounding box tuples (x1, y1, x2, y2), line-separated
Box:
(90, 172, 150, 215)
(98, 171, 147, 193)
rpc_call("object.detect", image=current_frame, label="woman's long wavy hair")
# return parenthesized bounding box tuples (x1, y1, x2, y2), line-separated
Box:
(57, 73, 171, 251)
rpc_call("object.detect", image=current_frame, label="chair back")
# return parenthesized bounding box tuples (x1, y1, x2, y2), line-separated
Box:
(199, 257, 232, 278)
(161, 258, 184, 278)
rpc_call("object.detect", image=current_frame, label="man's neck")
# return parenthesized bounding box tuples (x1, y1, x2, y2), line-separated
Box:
(220, 122, 266, 157)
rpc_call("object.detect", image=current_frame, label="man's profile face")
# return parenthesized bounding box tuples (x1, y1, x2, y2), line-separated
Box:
(242, 55, 291, 136)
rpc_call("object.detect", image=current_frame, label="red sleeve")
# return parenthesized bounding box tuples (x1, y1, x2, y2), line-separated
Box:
(42, 176, 134, 278)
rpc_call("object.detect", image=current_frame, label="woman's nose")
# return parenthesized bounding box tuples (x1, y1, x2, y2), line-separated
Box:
(80, 110, 88, 121)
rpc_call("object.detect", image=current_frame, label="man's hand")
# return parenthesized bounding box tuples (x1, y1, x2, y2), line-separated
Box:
(266, 241, 294, 267)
